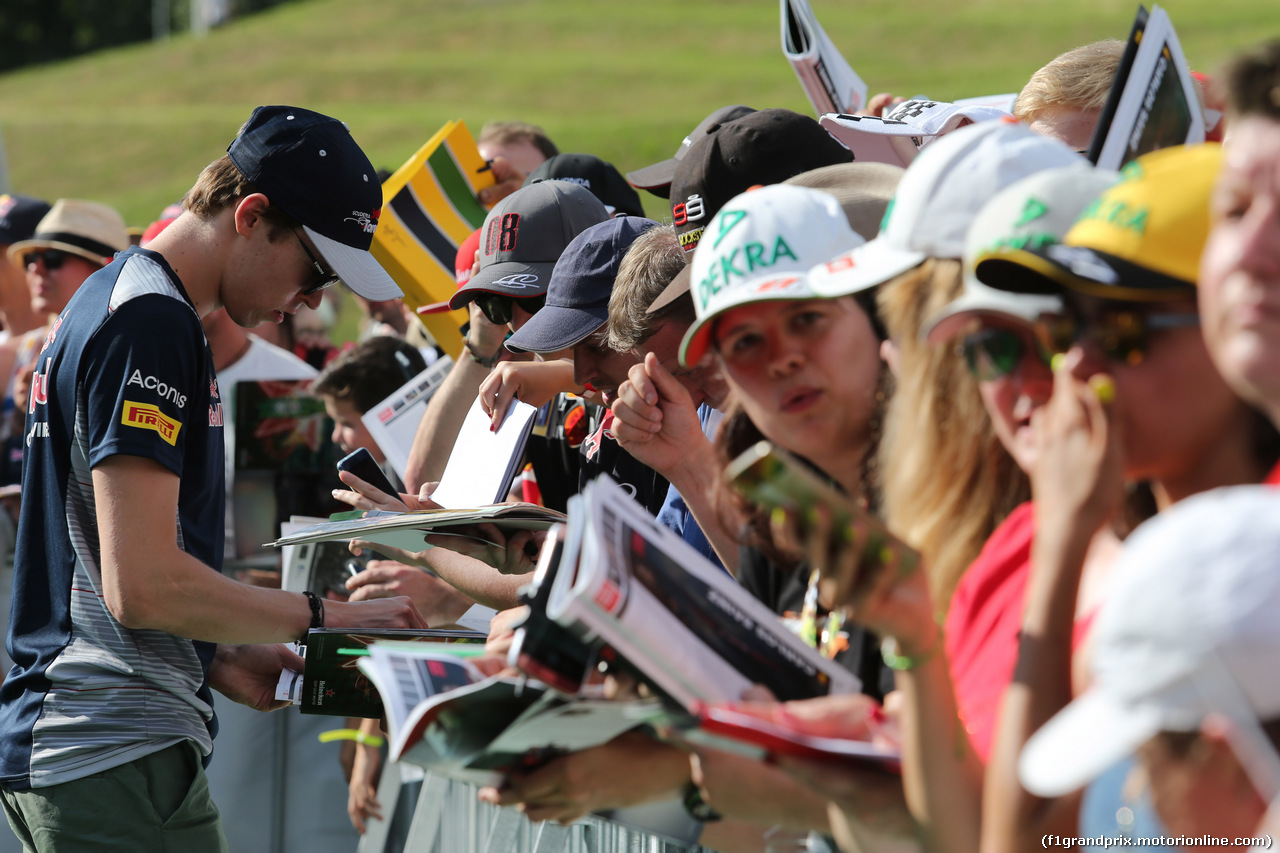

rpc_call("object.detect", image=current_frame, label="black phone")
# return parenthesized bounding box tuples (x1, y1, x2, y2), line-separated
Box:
(336, 447, 398, 498)
(725, 440, 919, 606)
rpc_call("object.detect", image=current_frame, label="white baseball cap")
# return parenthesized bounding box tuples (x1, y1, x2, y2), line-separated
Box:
(922, 163, 1119, 345)
(810, 121, 1086, 299)
(678, 184, 864, 368)
(1019, 486, 1280, 800)
(819, 97, 1013, 169)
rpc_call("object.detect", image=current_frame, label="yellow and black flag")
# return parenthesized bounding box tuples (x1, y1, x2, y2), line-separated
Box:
(372, 121, 495, 357)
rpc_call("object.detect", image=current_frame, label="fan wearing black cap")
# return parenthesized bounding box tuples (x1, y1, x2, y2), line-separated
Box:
(0, 194, 50, 340)
(625, 104, 756, 198)
(0, 194, 51, 445)
(400, 180, 608, 509)
(0, 106, 425, 851)
(667, 107, 854, 256)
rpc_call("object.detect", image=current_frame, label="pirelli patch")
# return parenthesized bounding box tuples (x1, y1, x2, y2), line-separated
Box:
(122, 400, 182, 446)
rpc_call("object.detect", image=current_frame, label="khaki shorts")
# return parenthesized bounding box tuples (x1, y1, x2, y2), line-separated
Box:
(0, 741, 227, 853)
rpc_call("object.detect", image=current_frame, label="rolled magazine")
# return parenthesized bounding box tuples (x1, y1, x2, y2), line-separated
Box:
(781, 0, 868, 116)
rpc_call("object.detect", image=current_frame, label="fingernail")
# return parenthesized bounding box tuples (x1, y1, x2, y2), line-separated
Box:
(331, 489, 341, 497)
(1051, 353, 1065, 373)
(1089, 374, 1116, 404)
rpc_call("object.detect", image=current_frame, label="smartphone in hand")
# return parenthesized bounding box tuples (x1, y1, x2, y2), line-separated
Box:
(336, 447, 398, 499)
(725, 441, 919, 607)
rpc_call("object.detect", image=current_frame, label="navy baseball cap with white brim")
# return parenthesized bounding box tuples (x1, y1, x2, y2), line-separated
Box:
(228, 105, 403, 301)
(506, 216, 660, 354)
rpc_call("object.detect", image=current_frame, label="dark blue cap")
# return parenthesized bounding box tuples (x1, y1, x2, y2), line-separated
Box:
(227, 105, 401, 300)
(506, 216, 660, 354)
(0, 194, 52, 246)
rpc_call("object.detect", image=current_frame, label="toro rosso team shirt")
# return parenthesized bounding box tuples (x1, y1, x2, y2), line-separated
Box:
(0, 247, 225, 789)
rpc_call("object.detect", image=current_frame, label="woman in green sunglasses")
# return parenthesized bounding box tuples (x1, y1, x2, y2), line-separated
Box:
(974, 145, 1280, 853)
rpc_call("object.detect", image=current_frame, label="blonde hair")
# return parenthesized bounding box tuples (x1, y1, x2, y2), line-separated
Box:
(1014, 40, 1125, 124)
(876, 259, 1030, 610)
(477, 121, 559, 160)
(606, 224, 692, 352)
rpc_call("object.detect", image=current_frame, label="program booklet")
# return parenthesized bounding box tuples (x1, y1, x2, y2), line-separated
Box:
(1086, 4, 1205, 170)
(298, 627, 486, 717)
(541, 476, 860, 715)
(780, 0, 867, 116)
(684, 702, 901, 774)
(356, 643, 659, 785)
(268, 503, 566, 554)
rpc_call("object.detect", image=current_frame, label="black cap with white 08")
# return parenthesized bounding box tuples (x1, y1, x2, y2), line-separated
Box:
(448, 180, 609, 311)
(227, 105, 403, 301)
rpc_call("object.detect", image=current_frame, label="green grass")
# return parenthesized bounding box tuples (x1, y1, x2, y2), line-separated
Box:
(0, 0, 1274, 227)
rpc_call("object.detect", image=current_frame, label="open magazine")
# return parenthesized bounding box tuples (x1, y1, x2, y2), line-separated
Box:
(542, 476, 860, 714)
(1087, 4, 1205, 170)
(356, 643, 659, 785)
(683, 702, 900, 773)
(267, 503, 565, 553)
(780, 0, 867, 116)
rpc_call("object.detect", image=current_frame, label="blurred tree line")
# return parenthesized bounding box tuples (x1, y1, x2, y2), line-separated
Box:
(0, 0, 294, 73)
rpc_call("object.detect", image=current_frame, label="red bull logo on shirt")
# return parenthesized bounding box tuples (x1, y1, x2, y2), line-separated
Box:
(122, 401, 182, 446)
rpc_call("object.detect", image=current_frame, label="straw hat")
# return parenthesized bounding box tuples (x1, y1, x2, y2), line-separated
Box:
(6, 199, 129, 268)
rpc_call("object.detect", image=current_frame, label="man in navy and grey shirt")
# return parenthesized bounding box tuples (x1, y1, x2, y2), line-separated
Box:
(0, 106, 424, 852)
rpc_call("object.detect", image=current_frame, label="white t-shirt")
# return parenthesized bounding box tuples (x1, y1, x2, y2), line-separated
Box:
(217, 337, 318, 557)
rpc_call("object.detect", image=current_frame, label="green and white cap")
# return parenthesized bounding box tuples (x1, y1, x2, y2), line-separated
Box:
(922, 163, 1119, 345)
(678, 184, 863, 367)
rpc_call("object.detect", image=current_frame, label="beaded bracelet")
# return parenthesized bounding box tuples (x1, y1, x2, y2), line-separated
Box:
(300, 590, 325, 644)
(464, 339, 502, 368)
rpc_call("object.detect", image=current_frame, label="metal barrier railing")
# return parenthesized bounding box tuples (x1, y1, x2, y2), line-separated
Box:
(359, 763, 710, 853)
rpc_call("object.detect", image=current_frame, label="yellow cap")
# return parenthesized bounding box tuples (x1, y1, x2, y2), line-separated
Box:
(1063, 143, 1222, 286)
(974, 143, 1223, 301)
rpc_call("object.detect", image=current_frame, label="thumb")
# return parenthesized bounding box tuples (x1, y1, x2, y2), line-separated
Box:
(643, 352, 691, 405)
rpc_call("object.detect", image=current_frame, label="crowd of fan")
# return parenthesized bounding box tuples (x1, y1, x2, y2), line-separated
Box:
(1, 32, 1279, 853)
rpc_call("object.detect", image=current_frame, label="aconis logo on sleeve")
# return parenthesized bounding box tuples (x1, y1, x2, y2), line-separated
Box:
(121, 401, 182, 446)
(126, 369, 188, 408)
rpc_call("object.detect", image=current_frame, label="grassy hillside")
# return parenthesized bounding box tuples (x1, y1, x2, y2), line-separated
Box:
(0, 0, 1274, 226)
